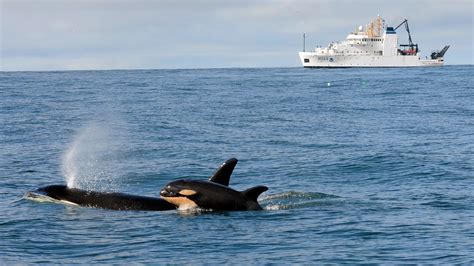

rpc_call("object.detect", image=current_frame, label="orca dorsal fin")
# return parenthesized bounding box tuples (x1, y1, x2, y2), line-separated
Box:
(208, 158, 238, 186)
(242, 186, 268, 202)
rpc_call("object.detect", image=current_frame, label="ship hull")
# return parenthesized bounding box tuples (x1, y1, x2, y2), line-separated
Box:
(299, 52, 444, 68)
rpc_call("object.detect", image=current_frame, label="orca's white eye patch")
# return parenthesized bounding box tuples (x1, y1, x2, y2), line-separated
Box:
(179, 189, 197, 196)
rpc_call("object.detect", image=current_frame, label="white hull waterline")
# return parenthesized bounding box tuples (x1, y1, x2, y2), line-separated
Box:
(299, 16, 449, 68)
(298, 52, 445, 67)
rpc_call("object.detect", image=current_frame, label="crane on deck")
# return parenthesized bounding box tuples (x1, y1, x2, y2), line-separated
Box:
(395, 19, 418, 55)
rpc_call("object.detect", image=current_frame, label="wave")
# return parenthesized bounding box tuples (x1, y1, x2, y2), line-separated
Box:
(260, 191, 341, 210)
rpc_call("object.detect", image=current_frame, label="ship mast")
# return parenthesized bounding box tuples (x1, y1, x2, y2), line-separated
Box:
(366, 15, 383, 37)
(303, 33, 306, 52)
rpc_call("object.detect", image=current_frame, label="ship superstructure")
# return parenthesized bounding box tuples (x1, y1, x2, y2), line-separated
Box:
(299, 16, 449, 67)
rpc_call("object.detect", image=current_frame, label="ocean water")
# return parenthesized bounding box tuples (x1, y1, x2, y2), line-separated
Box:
(1, 66, 473, 263)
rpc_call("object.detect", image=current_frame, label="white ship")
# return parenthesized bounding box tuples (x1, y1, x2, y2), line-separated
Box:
(299, 16, 449, 68)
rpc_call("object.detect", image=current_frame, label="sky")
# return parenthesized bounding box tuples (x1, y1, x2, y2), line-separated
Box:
(1, 0, 473, 71)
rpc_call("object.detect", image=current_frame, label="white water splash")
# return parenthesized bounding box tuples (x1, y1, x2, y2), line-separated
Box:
(62, 122, 120, 191)
(260, 191, 341, 210)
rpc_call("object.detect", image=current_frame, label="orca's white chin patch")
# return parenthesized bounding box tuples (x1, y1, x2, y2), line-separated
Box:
(24, 192, 80, 207)
(24, 191, 57, 203)
(161, 196, 198, 210)
(59, 200, 80, 206)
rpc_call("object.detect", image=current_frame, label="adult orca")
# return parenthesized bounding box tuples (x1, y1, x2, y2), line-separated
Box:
(160, 179, 268, 211)
(27, 185, 176, 211)
(26, 158, 239, 211)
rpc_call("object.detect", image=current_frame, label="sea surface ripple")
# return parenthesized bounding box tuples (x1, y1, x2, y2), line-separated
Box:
(1, 66, 473, 263)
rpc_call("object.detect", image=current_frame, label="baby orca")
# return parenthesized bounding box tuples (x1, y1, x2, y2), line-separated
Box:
(160, 179, 268, 211)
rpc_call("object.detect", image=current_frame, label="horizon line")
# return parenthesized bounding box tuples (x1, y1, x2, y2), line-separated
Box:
(1, 63, 471, 73)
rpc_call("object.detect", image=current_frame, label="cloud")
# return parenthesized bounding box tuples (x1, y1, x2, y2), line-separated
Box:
(1, 0, 472, 71)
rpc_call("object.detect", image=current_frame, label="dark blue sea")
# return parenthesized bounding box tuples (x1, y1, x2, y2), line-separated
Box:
(1, 66, 473, 264)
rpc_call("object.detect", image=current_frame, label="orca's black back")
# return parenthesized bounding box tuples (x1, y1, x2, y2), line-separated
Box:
(39, 185, 176, 211)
